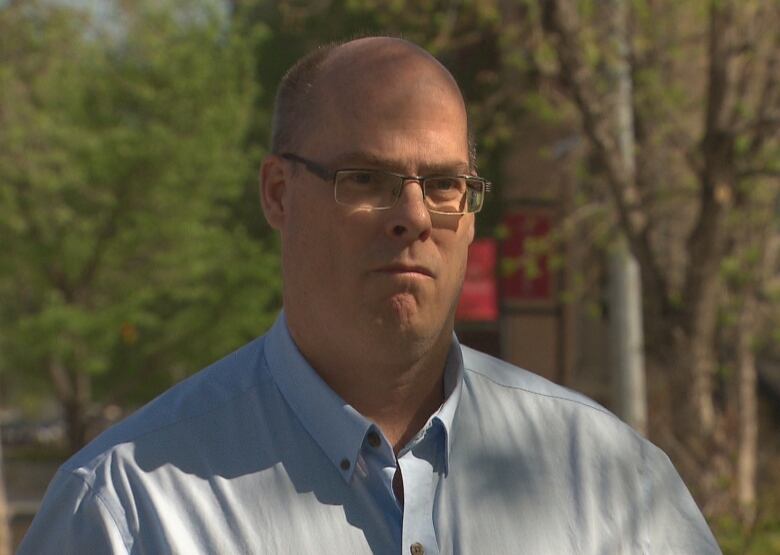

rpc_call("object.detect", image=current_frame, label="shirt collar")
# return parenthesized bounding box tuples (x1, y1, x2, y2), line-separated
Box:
(263, 310, 464, 481)
(432, 339, 464, 474)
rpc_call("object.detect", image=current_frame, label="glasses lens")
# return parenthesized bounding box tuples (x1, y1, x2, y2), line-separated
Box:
(335, 170, 400, 209)
(465, 179, 485, 213)
(425, 177, 485, 214)
(335, 170, 486, 214)
(424, 177, 467, 213)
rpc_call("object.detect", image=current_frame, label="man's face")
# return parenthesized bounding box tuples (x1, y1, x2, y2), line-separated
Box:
(274, 54, 474, 361)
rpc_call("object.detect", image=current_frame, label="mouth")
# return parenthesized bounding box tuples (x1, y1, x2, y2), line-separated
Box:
(375, 264, 435, 279)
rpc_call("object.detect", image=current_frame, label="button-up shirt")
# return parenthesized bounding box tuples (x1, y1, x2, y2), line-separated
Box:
(19, 312, 721, 554)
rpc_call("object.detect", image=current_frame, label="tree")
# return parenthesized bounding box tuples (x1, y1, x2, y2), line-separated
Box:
(0, 429, 9, 555)
(533, 0, 778, 519)
(0, 0, 281, 452)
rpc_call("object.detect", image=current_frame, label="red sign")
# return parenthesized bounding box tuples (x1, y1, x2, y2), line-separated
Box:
(501, 210, 554, 301)
(456, 239, 498, 321)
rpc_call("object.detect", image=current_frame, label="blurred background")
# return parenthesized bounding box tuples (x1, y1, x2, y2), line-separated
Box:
(0, 0, 778, 552)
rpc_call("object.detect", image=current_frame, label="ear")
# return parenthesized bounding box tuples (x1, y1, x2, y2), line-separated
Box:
(260, 155, 287, 230)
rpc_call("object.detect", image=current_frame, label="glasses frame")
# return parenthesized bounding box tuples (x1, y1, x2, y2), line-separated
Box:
(280, 152, 491, 215)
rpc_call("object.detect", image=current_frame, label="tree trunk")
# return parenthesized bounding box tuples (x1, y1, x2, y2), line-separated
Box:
(0, 431, 12, 555)
(736, 290, 758, 524)
(682, 0, 737, 440)
(733, 226, 775, 524)
(64, 398, 89, 453)
(687, 272, 720, 437)
(48, 359, 91, 452)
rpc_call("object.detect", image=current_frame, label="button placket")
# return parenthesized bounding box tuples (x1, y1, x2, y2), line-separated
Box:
(398, 450, 439, 555)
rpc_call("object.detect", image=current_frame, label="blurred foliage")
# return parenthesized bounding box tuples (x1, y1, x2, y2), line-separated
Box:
(0, 0, 281, 416)
(716, 509, 780, 555)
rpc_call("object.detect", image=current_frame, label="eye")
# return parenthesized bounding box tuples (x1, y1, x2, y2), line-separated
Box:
(351, 171, 376, 185)
(428, 177, 466, 192)
(431, 178, 456, 190)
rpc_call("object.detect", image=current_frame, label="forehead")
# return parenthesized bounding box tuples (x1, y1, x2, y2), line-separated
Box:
(301, 44, 469, 168)
(327, 151, 471, 175)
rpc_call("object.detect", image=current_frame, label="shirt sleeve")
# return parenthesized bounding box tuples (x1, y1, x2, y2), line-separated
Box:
(16, 469, 130, 555)
(641, 441, 723, 554)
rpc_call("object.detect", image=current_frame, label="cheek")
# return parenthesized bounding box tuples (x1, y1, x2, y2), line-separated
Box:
(436, 237, 471, 299)
(467, 216, 475, 244)
(453, 243, 471, 288)
(447, 220, 474, 277)
(282, 208, 333, 287)
(284, 209, 362, 293)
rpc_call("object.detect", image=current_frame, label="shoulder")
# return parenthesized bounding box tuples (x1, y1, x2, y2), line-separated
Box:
(453, 347, 722, 553)
(457, 347, 694, 500)
(62, 334, 269, 476)
(457, 345, 648, 462)
(21, 335, 274, 552)
(460, 345, 614, 418)
(17, 467, 132, 554)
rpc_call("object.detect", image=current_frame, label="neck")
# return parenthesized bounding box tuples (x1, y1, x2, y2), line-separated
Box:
(349, 354, 447, 452)
(289, 323, 452, 453)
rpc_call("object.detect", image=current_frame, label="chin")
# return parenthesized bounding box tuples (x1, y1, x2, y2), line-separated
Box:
(378, 294, 446, 347)
(364, 296, 452, 361)
(386, 292, 423, 327)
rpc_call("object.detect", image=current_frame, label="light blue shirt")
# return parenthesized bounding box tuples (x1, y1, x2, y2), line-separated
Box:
(19, 312, 721, 554)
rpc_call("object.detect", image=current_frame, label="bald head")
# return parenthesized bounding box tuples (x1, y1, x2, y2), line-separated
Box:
(318, 37, 464, 108)
(271, 37, 475, 169)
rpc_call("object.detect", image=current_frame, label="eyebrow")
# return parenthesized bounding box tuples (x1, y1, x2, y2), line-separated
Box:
(327, 151, 471, 175)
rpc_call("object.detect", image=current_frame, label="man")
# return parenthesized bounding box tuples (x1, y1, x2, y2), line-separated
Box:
(20, 37, 721, 554)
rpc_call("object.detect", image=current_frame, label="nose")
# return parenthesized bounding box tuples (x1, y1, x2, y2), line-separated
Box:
(384, 180, 432, 242)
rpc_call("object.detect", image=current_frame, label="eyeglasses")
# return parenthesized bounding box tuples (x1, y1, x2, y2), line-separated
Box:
(280, 152, 491, 215)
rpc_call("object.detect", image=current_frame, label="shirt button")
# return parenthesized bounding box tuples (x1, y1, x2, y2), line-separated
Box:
(340, 458, 350, 471)
(367, 431, 381, 448)
(410, 542, 424, 555)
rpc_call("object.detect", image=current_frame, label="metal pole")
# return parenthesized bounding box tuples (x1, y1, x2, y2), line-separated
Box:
(607, 0, 647, 434)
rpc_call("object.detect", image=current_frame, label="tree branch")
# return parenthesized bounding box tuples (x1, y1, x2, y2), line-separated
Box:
(746, 28, 779, 159)
(540, 0, 670, 314)
(8, 177, 78, 301)
(737, 168, 780, 180)
(682, 0, 737, 321)
(48, 357, 74, 403)
(73, 182, 132, 301)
